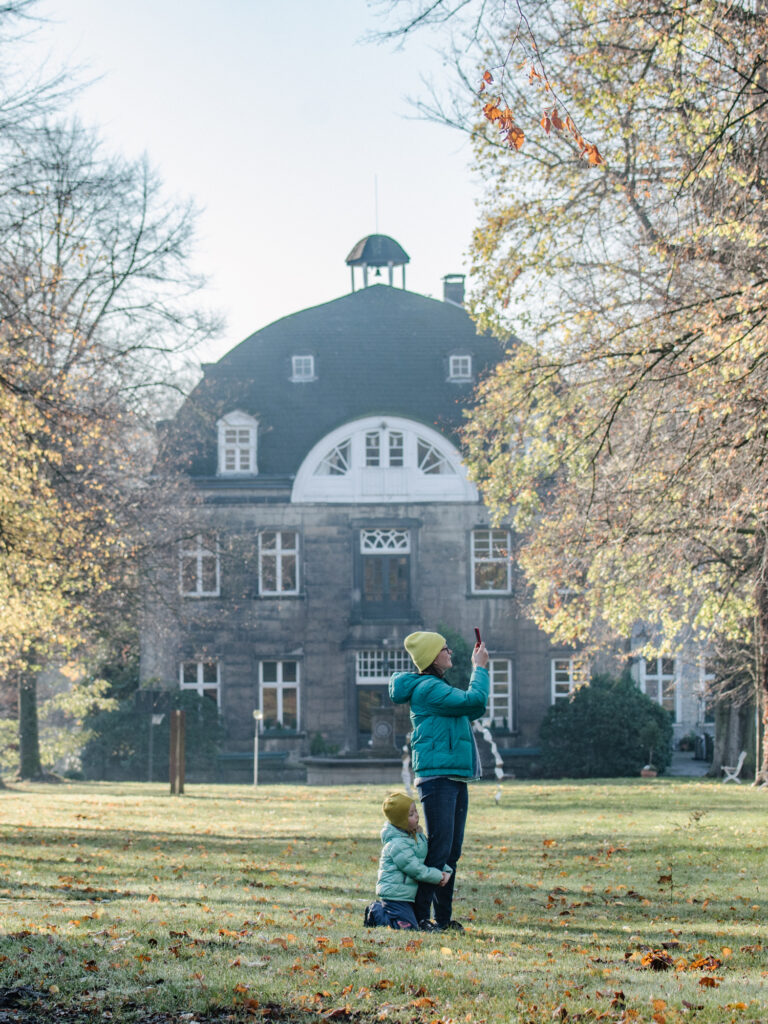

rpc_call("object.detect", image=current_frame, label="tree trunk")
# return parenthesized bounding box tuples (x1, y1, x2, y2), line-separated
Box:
(18, 668, 43, 779)
(755, 546, 768, 784)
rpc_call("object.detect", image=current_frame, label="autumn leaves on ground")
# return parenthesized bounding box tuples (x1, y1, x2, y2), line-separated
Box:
(0, 780, 765, 1024)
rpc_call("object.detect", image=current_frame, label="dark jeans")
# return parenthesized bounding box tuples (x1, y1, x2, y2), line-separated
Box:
(414, 777, 469, 926)
(365, 899, 419, 929)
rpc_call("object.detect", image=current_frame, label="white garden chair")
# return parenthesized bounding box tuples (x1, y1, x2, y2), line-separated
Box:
(722, 750, 746, 783)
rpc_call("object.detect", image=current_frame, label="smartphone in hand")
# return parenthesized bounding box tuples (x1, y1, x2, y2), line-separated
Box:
(474, 627, 482, 647)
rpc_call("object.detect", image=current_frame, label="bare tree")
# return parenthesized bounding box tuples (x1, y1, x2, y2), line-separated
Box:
(0, 116, 219, 778)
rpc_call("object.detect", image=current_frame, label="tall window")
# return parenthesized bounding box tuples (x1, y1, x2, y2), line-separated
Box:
(698, 659, 716, 725)
(291, 355, 315, 381)
(179, 533, 219, 597)
(359, 529, 411, 618)
(551, 657, 588, 702)
(449, 354, 472, 380)
(388, 431, 404, 467)
(487, 659, 514, 730)
(639, 657, 677, 719)
(217, 412, 258, 475)
(259, 660, 299, 730)
(363, 428, 408, 468)
(471, 529, 512, 593)
(179, 660, 220, 706)
(259, 531, 299, 595)
(355, 650, 412, 737)
(365, 431, 381, 466)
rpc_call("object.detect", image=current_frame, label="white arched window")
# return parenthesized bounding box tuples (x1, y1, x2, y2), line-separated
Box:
(291, 416, 478, 503)
(217, 410, 258, 476)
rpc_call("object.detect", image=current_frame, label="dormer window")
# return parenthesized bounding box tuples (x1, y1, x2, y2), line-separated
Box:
(217, 411, 258, 476)
(292, 415, 479, 503)
(291, 355, 315, 381)
(449, 354, 472, 381)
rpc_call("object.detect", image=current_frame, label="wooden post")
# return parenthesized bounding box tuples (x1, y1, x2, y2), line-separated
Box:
(169, 709, 185, 795)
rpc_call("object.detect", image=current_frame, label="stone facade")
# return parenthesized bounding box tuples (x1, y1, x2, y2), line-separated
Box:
(140, 238, 710, 781)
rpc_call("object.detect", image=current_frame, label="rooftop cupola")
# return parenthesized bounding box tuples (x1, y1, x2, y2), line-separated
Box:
(346, 234, 409, 291)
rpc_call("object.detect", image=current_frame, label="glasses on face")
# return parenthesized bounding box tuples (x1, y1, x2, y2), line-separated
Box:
(440, 646, 452, 653)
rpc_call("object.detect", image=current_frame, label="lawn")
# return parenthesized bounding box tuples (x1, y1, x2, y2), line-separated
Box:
(0, 778, 765, 1023)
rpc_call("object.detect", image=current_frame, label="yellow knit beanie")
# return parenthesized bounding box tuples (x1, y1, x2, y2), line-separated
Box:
(382, 791, 414, 831)
(404, 631, 445, 672)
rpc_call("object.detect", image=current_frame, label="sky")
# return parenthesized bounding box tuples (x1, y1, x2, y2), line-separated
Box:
(28, 0, 479, 364)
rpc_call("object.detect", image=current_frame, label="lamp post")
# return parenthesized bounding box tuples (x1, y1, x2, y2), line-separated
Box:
(147, 713, 165, 783)
(253, 709, 263, 786)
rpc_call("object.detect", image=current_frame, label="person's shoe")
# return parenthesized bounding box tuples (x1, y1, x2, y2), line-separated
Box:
(418, 919, 441, 932)
(438, 920, 464, 931)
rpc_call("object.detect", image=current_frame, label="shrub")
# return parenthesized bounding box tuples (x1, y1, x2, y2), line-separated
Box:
(81, 691, 225, 781)
(539, 672, 673, 778)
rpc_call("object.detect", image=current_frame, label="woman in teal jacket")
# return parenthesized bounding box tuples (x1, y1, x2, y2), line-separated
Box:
(389, 631, 489, 931)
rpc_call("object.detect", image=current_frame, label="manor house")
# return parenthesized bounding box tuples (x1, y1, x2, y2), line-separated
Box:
(140, 235, 708, 781)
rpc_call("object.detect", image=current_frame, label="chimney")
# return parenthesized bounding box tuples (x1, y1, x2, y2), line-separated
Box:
(442, 273, 465, 306)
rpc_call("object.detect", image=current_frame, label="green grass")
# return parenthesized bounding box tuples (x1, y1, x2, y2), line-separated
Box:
(0, 778, 766, 1023)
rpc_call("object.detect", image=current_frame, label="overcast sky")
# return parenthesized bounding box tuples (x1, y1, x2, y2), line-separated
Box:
(28, 0, 478, 363)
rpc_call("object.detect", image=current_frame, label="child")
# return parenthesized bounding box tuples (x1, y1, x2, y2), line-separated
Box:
(364, 791, 451, 931)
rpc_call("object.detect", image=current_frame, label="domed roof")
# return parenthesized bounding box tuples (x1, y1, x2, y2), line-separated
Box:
(345, 234, 410, 267)
(172, 285, 503, 481)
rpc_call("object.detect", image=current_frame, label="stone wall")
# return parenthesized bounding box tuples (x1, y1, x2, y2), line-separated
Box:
(140, 495, 562, 781)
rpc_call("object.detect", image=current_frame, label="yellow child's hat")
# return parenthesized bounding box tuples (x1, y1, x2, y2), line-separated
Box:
(382, 791, 414, 831)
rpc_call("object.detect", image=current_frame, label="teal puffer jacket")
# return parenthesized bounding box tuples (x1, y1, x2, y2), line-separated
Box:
(389, 666, 489, 778)
(375, 823, 447, 900)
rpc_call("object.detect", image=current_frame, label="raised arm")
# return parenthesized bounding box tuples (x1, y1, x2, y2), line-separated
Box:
(413, 663, 490, 720)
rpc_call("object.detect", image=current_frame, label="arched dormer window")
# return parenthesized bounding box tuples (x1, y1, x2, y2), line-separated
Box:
(291, 416, 478, 503)
(217, 410, 258, 476)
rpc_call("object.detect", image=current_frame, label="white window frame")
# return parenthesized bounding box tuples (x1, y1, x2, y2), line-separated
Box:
(360, 528, 411, 553)
(417, 438, 455, 475)
(217, 411, 258, 476)
(259, 660, 300, 731)
(316, 439, 351, 476)
(291, 355, 315, 381)
(487, 659, 514, 730)
(365, 430, 381, 466)
(639, 656, 678, 720)
(355, 649, 412, 684)
(179, 533, 220, 597)
(449, 354, 472, 381)
(258, 531, 300, 595)
(388, 431, 404, 467)
(697, 658, 716, 725)
(179, 660, 221, 707)
(551, 656, 588, 703)
(471, 529, 512, 594)
(293, 415, 478, 503)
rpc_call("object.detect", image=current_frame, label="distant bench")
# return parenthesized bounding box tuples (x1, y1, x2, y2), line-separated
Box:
(499, 747, 541, 759)
(498, 746, 542, 778)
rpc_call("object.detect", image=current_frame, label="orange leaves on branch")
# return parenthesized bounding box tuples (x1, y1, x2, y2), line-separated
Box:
(481, 67, 604, 165)
(483, 100, 525, 151)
